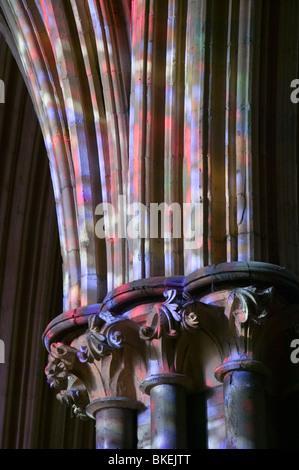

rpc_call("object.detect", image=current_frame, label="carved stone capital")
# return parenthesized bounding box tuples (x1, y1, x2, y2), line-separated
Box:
(43, 290, 205, 416)
(42, 262, 299, 424)
(71, 289, 203, 381)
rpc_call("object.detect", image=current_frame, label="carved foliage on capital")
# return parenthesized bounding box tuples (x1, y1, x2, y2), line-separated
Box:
(139, 289, 200, 341)
(77, 289, 202, 370)
(56, 389, 89, 420)
(225, 286, 274, 358)
(45, 342, 78, 390)
(77, 313, 125, 363)
(138, 289, 202, 373)
(75, 312, 147, 403)
(75, 289, 202, 386)
(44, 289, 219, 410)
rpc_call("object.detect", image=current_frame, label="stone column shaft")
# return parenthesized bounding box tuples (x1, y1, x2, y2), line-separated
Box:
(215, 360, 269, 449)
(150, 383, 186, 449)
(86, 398, 139, 450)
(95, 407, 136, 449)
(140, 373, 191, 449)
(224, 370, 267, 449)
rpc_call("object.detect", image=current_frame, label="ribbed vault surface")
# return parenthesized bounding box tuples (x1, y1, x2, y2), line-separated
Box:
(1, 0, 298, 313)
(0, 28, 94, 448)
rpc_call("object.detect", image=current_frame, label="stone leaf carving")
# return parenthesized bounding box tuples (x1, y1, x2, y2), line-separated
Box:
(77, 313, 125, 363)
(45, 342, 78, 390)
(225, 286, 274, 356)
(139, 289, 200, 341)
(72, 290, 202, 392)
(139, 289, 180, 340)
(180, 292, 201, 332)
(56, 389, 89, 420)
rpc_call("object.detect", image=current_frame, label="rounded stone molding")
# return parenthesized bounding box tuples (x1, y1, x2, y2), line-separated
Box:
(42, 262, 299, 352)
(42, 303, 102, 352)
(184, 261, 299, 301)
(86, 397, 144, 420)
(139, 373, 193, 395)
(215, 358, 272, 383)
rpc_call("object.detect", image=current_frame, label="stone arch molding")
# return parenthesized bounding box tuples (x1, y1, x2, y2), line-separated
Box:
(3, 0, 299, 317)
(1, 0, 285, 316)
(0, 0, 132, 310)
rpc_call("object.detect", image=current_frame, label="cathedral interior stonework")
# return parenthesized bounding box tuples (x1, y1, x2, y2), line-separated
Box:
(1, 0, 299, 450)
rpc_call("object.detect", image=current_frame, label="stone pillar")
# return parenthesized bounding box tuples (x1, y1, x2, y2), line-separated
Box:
(140, 373, 191, 449)
(215, 359, 270, 449)
(86, 398, 140, 449)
